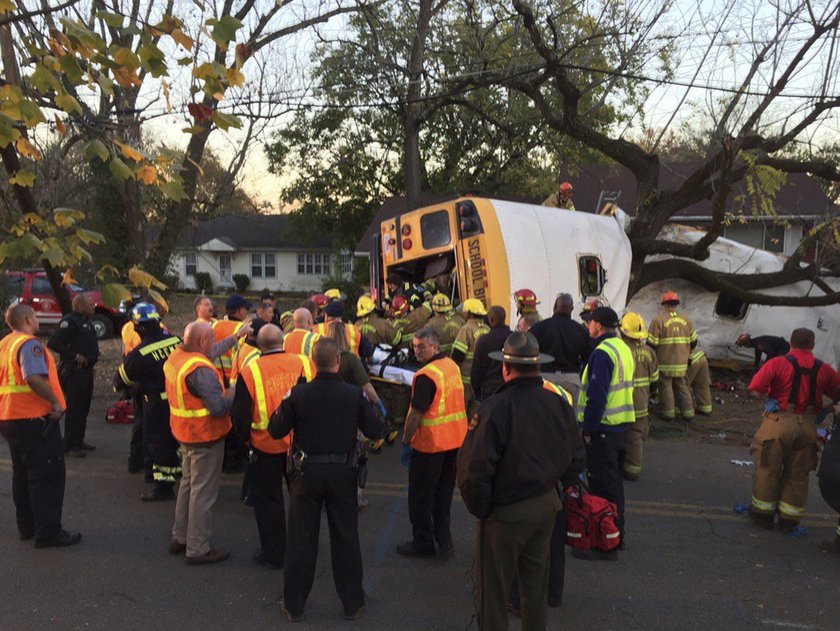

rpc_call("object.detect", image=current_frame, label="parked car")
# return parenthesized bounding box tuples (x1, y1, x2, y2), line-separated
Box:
(2, 270, 126, 339)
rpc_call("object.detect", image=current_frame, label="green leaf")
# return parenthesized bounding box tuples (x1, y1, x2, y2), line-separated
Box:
(182, 125, 205, 134)
(29, 64, 62, 94)
(9, 169, 36, 187)
(96, 10, 124, 27)
(84, 138, 109, 162)
(58, 54, 84, 83)
(109, 156, 133, 181)
(76, 228, 105, 245)
(206, 15, 243, 48)
(211, 110, 241, 131)
(160, 180, 187, 201)
(53, 207, 86, 228)
(101, 283, 132, 309)
(40, 244, 68, 267)
(97, 74, 115, 97)
(55, 93, 82, 115)
(0, 233, 41, 264)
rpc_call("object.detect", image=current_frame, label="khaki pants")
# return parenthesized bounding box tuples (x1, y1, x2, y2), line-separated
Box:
(172, 439, 225, 557)
(658, 376, 694, 420)
(686, 357, 713, 415)
(750, 412, 819, 524)
(477, 490, 562, 631)
(624, 415, 649, 479)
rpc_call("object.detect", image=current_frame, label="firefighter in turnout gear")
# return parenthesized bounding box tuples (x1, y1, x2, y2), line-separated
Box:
(283, 308, 322, 356)
(746, 328, 839, 532)
(114, 303, 183, 501)
(647, 292, 697, 421)
(426, 294, 464, 355)
(513, 288, 541, 321)
(686, 347, 713, 416)
(356, 296, 400, 347)
(393, 299, 432, 348)
(450, 299, 489, 411)
(619, 312, 658, 481)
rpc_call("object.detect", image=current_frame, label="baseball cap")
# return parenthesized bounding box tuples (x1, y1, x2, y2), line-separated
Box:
(590, 306, 620, 328)
(226, 294, 252, 311)
(324, 301, 344, 318)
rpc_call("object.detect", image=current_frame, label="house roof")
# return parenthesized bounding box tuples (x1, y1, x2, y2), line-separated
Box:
(168, 213, 334, 251)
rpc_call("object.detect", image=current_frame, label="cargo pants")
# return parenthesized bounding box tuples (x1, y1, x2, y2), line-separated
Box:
(686, 356, 713, 415)
(624, 415, 649, 480)
(658, 376, 694, 420)
(750, 412, 819, 524)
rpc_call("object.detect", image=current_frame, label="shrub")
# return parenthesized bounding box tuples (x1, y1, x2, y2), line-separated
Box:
(194, 272, 213, 293)
(322, 276, 366, 319)
(233, 274, 250, 293)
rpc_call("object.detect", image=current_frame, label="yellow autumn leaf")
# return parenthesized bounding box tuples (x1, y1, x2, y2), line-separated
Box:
(171, 28, 194, 51)
(136, 163, 157, 185)
(225, 67, 245, 88)
(62, 268, 77, 286)
(0, 0, 16, 15)
(161, 80, 172, 113)
(147, 289, 169, 314)
(115, 140, 143, 162)
(9, 170, 36, 187)
(16, 138, 42, 160)
(128, 265, 168, 290)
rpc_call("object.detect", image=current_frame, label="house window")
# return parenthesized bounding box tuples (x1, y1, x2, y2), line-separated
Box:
(578, 255, 605, 297)
(715, 292, 748, 320)
(297, 253, 330, 275)
(250, 253, 277, 278)
(184, 252, 197, 276)
(339, 253, 353, 275)
(764, 226, 785, 253)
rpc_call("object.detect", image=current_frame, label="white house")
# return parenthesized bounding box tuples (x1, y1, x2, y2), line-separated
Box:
(167, 214, 352, 292)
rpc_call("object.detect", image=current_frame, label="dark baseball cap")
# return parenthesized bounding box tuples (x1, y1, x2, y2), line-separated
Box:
(226, 294, 252, 311)
(590, 306, 620, 328)
(324, 301, 344, 318)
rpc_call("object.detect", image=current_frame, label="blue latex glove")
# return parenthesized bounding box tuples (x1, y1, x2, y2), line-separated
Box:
(400, 443, 412, 468)
(376, 400, 387, 419)
(764, 398, 781, 413)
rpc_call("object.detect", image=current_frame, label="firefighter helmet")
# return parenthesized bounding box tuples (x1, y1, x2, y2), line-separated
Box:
(661, 291, 680, 304)
(391, 294, 409, 317)
(559, 181, 573, 192)
(312, 293, 330, 309)
(131, 302, 160, 324)
(356, 295, 376, 317)
(430, 293, 452, 313)
(620, 312, 648, 340)
(325, 288, 346, 302)
(513, 288, 539, 313)
(462, 298, 487, 317)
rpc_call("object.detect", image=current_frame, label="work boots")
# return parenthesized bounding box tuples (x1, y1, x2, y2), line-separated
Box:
(747, 506, 775, 530)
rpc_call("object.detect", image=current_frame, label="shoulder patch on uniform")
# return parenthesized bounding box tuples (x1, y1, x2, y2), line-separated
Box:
(60, 320, 69, 328)
(31, 344, 43, 356)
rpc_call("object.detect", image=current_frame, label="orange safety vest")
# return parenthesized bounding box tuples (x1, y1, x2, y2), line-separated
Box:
(164, 348, 231, 444)
(542, 380, 574, 406)
(229, 342, 260, 388)
(0, 332, 66, 421)
(211, 319, 244, 376)
(314, 321, 362, 356)
(241, 351, 314, 454)
(122, 321, 141, 356)
(283, 329, 321, 357)
(410, 357, 467, 453)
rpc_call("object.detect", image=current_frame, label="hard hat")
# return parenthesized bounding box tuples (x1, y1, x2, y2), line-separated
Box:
(559, 181, 573, 192)
(463, 298, 488, 316)
(131, 302, 160, 324)
(392, 294, 409, 317)
(580, 298, 603, 321)
(620, 312, 648, 340)
(661, 291, 680, 304)
(513, 288, 539, 311)
(430, 293, 452, 313)
(357, 295, 376, 317)
(325, 288, 345, 301)
(312, 293, 329, 308)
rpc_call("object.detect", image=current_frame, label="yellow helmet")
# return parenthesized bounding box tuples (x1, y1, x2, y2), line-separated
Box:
(620, 312, 647, 340)
(356, 295, 376, 317)
(430, 293, 452, 313)
(462, 298, 487, 316)
(325, 288, 345, 301)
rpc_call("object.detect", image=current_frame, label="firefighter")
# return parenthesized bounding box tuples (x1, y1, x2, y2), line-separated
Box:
(513, 288, 541, 320)
(283, 308, 322, 356)
(231, 324, 313, 570)
(451, 299, 489, 412)
(325, 288, 347, 303)
(542, 180, 575, 210)
(386, 272, 426, 310)
(311, 293, 330, 324)
(114, 303, 183, 501)
(0, 304, 80, 547)
(281, 299, 316, 334)
(579, 297, 603, 323)
(355, 295, 400, 347)
(314, 301, 373, 360)
(686, 347, 713, 416)
(647, 291, 697, 421)
(426, 293, 464, 355)
(393, 297, 432, 347)
(746, 328, 839, 532)
(619, 312, 658, 481)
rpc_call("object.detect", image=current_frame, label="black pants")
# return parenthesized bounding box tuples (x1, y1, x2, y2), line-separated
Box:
(284, 464, 364, 616)
(143, 397, 180, 490)
(586, 431, 627, 535)
(510, 502, 567, 608)
(408, 448, 458, 553)
(252, 451, 287, 566)
(0, 418, 66, 540)
(60, 365, 93, 449)
(223, 431, 247, 473)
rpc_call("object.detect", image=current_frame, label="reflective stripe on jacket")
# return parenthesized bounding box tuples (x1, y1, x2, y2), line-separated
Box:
(230, 342, 260, 387)
(314, 321, 363, 356)
(577, 337, 636, 427)
(411, 357, 467, 453)
(647, 311, 696, 377)
(627, 339, 658, 419)
(0, 332, 66, 421)
(164, 348, 231, 443)
(211, 319, 244, 373)
(283, 329, 321, 356)
(543, 380, 573, 406)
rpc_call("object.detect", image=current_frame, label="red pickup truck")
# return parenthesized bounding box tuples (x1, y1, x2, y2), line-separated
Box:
(3, 270, 126, 339)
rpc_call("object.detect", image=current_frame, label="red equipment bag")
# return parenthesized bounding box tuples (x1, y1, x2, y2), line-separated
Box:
(106, 400, 135, 425)
(565, 486, 621, 551)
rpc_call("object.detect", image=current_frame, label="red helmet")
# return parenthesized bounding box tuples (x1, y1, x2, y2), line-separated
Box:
(513, 288, 539, 312)
(559, 181, 573, 192)
(661, 291, 680, 304)
(312, 293, 329, 309)
(392, 294, 409, 317)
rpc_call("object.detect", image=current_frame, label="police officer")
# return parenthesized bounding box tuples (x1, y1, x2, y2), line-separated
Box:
(232, 324, 313, 570)
(398, 327, 468, 558)
(48, 292, 99, 457)
(647, 291, 697, 421)
(115, 303, 182, 501)
(355, 296, 400, 347)
(578, 307, 635, 554)
(426, 293, 464, 354)
(269, 337, 384, 622)
(0, 304, 81, 547)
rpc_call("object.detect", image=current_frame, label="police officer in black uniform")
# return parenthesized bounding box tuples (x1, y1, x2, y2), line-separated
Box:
(269, 337, 384, 622)
(114, 303, 182, 501)
(48, 293, 99, 457)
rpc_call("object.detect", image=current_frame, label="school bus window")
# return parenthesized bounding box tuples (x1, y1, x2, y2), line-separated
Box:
(420, 210, 451, 249)
(579, 256, 604, 297)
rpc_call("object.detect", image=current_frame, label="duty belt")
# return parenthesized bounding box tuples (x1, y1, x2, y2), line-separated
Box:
(306, 453, 349, 464)
(142, 392, 168, 403)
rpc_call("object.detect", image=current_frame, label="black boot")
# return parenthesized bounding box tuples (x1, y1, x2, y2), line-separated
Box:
(747, 506, 775, 530)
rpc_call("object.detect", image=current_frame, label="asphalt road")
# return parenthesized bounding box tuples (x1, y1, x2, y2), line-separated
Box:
(1, 412, 839, 631)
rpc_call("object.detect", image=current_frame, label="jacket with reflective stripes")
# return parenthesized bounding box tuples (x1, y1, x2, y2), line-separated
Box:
(578, 337, 636, 427)
(647, 311, 696, 377)
(427, 312, 465, 354)
(229, 342, 260, 387)
(393, 304, 432, 346)
(411, 357, 468, 453)
(314, 321, 362, 356)
(283, 329, 321, 357)
(357, 315, 400, 347)
(543, 380, 573, 406)
(241, 351, 313, 454)
(625, 338, 659, 419)
(451, 318, 490, 385)
(211, 319, 244, 373)
(164, 348, 231, 443)
(0, 332, 65, 421)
